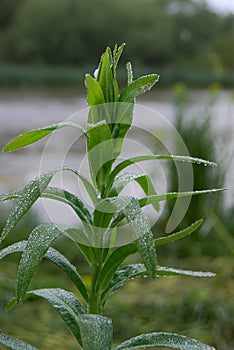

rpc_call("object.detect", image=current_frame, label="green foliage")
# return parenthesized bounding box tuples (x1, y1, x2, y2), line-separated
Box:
(0, 45, 222, 349)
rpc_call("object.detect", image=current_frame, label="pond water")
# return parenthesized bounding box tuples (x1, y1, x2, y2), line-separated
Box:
(0, 88, 233, 227)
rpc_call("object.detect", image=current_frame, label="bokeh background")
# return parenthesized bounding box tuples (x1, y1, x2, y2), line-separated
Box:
(0, 0, 233, 349)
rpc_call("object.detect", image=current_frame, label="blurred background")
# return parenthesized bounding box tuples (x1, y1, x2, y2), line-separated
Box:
(0, 0, 233, 349)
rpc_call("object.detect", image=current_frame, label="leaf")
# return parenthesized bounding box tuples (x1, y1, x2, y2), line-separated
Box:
(113, 43, 125, 70)
(87, 121, 114, 190)
(0, 332, 38, 350)
(114, 332, 215, 349)
(27, 288, 86, 346)
(119, 74, 159, 102)
(154, 219, 203, 246)
(2, 121, 87, 153)
(110, 172, 159, 211)
(0, 191, 21, 202)
(126, 62, 133, 85)
(111, 197, 156, 279)
(97, 47, 114, 102)
(102, 262, 215, 303)
(78, 314, 113, 350)
(16, 223, 64, 302)
(63, 166, 98, 205)
(139, 189, 226, 208)
(105, 155, 217, 196)
(42, 186, 92, 224)
(0, 241, 89, 302)
(0, 168, 61, 243)
(85, 74, 105, 106)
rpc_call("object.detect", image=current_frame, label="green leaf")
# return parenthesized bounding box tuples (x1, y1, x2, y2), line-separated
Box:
(2, 122, 87, 153)
(154, 219, 203, 246)
(126, 62, 133, 85)
(119, 74, 159, 102)
(63, 166, 98, 205)
(111, 197, 156, 279)
(27, 288, 86, 346)
(0, 241, 89, 302)
(78, 314, 113, 350)
(139, 189, 226, 208)
(114, 332, 215, 350)
(0, 191, 21, 202)
(85, 74, 105, 106)
(16, 223, 64, 302)
(97, 47, 114, 102)
(110, 172, 159, 211)
(87, 121, 114, 190)
(113, 43, 125, 70)
(0, 168, 61, 243)
(105, 155, 217, 196)
(42, 186, 92, 224)
(102, 262, 215, 304)
(0, 333, 38, 350)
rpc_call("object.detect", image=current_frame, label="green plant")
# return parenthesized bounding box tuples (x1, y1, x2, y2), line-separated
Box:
(0, 44, 224, 349)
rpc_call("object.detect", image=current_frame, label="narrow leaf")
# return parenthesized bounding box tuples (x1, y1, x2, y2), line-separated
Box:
(0, 191, 21, 202)
(42, 186, 92, 224)
(114, 332, 215, 350)
(105, 155, 217, 196)
(16, 223, 64, 302)
(0, 168, 61, 243)
(97, 48, 114, 102)
(78, 314, 113, 350)
(111, 197, 156, 279)
(3, 122, 87, 153)
(102, 262, 215, 303)
(27, 288, 86, 345)
(0, 241, 89, 302)
(0, 333, 38, 350)
(111, 172, 159, 211)
(154, 219, 203, 246)
(139, 189, 226, 208)
(119, 74, 159, 102)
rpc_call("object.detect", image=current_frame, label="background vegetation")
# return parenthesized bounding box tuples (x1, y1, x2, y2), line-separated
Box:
(1, 0, 234, 87)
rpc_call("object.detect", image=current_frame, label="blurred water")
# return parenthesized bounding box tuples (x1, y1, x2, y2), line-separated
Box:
(0, 88, 233, 225)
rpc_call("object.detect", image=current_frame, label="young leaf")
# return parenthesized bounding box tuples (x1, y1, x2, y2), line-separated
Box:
(27, 288, 86, 346)
(0, 241, 89, 303)
(0, 333, 38, 350)
(78, 314, 113, 350)
(114, 332, 215, 349)
(16, 223, 64, 302)
(97, 47, 114, 102)
(0, 168, 62, 243)
(3, 121, 87, 153)
(119, 74, 159, 102)
(85, 74, 105, 106)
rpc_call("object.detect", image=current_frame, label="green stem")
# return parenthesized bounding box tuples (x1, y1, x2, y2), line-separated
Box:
(89, 264, 102, 314)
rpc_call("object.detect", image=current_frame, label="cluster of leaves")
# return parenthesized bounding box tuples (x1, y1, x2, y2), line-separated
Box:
(0, 44, 222, 349)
